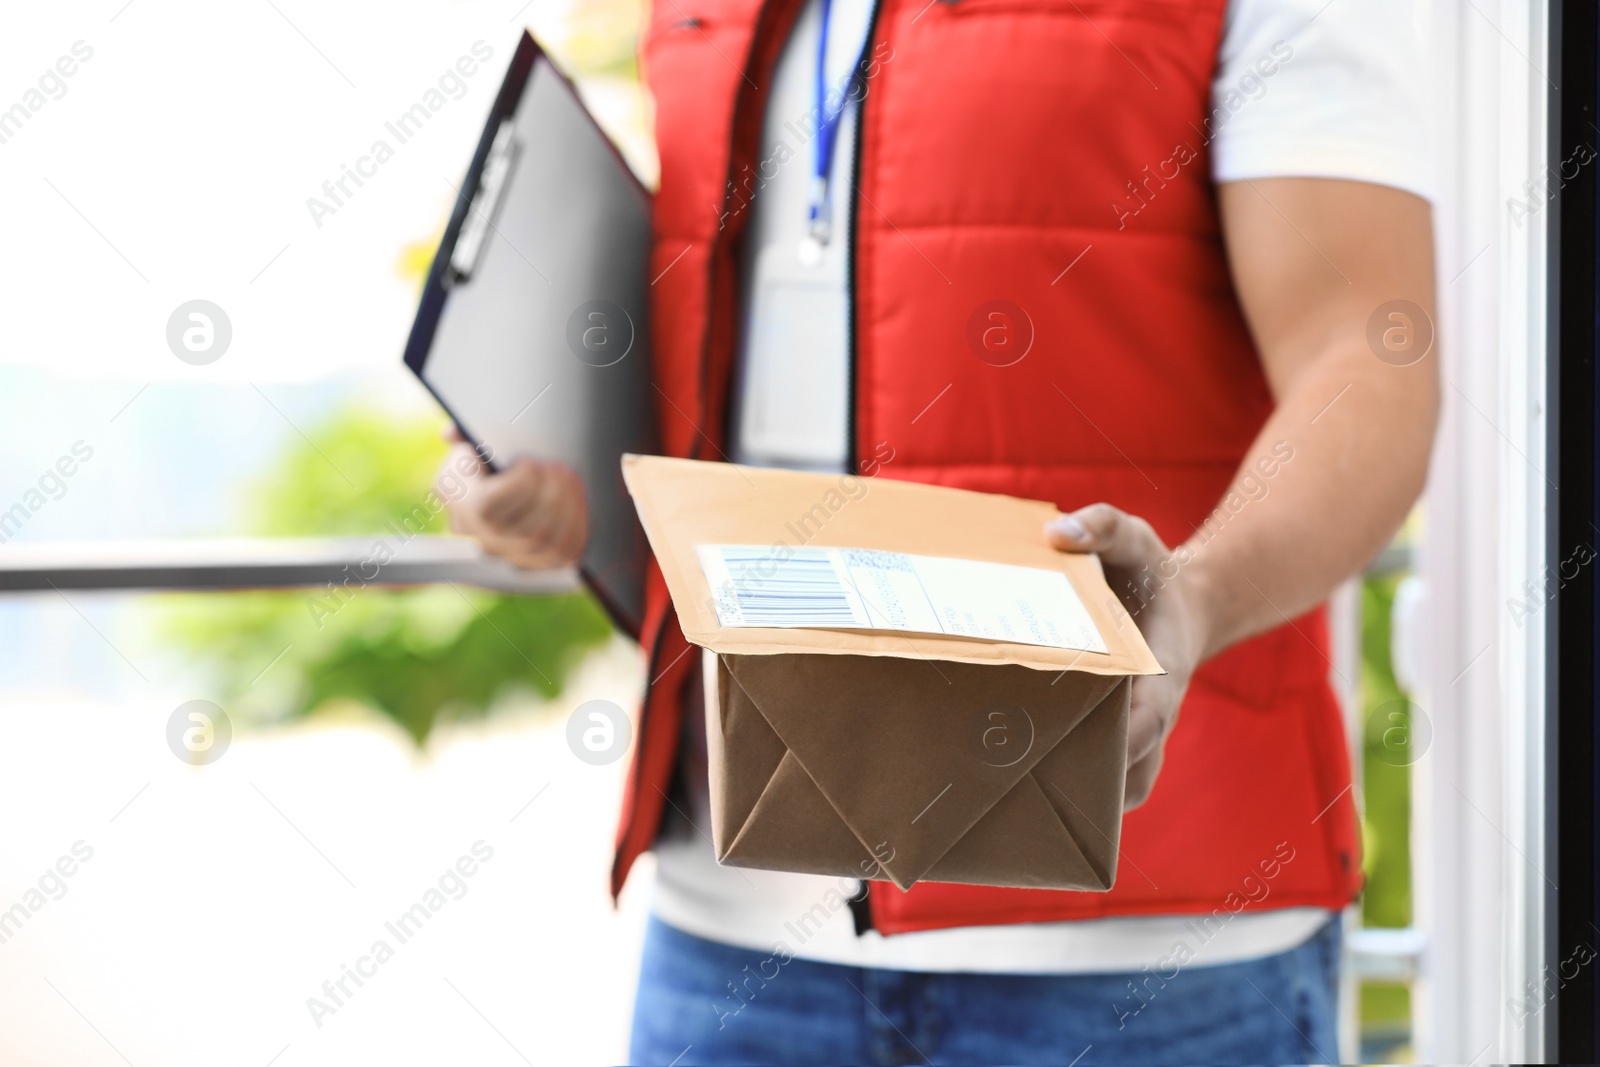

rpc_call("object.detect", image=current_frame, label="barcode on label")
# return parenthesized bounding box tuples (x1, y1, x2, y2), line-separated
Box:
(719, 548, 861, 626)
(696, 542, 1107, 652)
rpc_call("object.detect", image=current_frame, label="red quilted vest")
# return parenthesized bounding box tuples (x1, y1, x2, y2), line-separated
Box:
(613, 0, 1364, 933)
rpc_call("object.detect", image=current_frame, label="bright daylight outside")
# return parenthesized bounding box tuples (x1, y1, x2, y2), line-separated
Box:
(1, 2, 656, 1063)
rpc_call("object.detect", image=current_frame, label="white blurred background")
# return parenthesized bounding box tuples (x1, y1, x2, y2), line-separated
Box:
(0, 1, 660, 1063)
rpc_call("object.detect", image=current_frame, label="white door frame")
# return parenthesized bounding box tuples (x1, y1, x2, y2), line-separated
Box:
(1415, 0, 1552, 1060)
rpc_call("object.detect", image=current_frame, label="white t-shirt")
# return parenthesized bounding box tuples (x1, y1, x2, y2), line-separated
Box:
(653, 0, 1431, 973)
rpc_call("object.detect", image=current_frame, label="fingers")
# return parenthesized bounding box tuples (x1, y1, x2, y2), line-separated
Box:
(449, 455, 587, 568)
(540, 465, 588, 563)
(1043, 502, 1169, 571)
(432, 442, 586, 566)
(1123, 747, 1165, 812)
(1124, 675, 1181, 809)
(1126, 695, 1167, 768)
(1040, 506, 1194, 810)
(480, 458, 547, 529)
(1126, 673, 1181, 765)
(500, 461, 581, 551)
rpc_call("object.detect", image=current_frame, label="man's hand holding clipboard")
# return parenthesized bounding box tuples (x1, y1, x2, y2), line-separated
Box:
(434, 423, 587, 572)
(403, 31, 657, 636)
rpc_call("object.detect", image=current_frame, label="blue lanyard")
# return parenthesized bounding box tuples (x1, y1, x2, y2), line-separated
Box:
(807, 0, 871, 246)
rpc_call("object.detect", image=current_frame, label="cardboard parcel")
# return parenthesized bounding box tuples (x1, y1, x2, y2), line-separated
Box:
(622, 455, 1164, 893)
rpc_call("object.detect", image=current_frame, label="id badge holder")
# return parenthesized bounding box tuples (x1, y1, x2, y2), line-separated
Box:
(736, 239, 850, 466)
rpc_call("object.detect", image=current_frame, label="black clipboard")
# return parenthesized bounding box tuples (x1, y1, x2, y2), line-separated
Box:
(404, 32, 657, 637)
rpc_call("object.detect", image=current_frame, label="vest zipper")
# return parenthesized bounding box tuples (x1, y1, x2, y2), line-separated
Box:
(844, 0, 887, 478)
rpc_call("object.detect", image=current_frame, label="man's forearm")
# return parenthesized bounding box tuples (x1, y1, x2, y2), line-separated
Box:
(1164, 178, 1441, 663)
(1179, 340, 1438, 661)
(1042, 180, 1437, 808)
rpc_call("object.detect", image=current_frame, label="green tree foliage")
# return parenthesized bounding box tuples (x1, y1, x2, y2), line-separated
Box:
(1360, 574, 1413, 928)
(244, 406, 456, 537)
(153, 403, 611, 743)
(1359, 572, 1413, 1034)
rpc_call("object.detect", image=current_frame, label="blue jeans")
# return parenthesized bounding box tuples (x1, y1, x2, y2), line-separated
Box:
(629, 915, 1341, 1065)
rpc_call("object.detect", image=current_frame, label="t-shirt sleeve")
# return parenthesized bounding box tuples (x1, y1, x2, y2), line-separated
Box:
(1209, 0, 1433, 201)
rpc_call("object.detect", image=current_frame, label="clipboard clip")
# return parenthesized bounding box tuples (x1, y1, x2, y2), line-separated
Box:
(446, 120, 520, 286)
